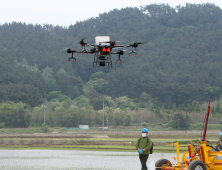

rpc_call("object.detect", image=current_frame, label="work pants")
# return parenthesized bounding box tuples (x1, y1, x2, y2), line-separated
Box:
(139, 154, 149, 170)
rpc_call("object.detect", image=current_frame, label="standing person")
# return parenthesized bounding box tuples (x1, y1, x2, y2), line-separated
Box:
(136, 128, 152, 170)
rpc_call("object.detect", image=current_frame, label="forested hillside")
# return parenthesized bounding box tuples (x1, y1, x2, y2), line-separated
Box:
(0, 3, 222, 128)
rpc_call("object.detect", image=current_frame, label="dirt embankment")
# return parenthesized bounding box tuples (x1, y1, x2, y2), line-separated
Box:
(0, 130, 219, 138)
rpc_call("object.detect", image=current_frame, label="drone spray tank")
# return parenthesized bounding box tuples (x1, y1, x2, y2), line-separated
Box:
(95, 36, 110, 66)
(95, 36, 110, 46)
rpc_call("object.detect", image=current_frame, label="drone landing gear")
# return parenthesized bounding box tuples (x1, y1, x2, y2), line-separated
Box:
(129, 51, 137, 56)
(129, 45, 138, 56)
(68, 58, 77, 62)
(116, 59, 122, 64)
(115, 52, 123, 64)
(68, 52, 77, 62)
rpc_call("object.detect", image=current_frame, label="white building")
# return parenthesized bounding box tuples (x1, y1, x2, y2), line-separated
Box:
(78, 125, 90, 130)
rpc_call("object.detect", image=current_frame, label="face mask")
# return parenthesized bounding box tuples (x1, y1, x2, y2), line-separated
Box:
(142, 133, 146, 137)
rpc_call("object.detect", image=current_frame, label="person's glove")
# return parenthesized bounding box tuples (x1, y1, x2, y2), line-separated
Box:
(139, 149, 143, 154)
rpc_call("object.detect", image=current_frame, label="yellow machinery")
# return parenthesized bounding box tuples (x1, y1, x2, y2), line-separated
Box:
(155, 100, 222, 170)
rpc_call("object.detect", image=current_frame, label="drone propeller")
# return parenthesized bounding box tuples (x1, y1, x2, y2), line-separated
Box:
(115, 49, 127, 51)
(129, 41, 146, 44)
(127, 42, 146, 56)
(103, 41, 116, 47)
(77, 37, 87, 46)
(116, 50, 125, 55)
(128, 42, 146, 47)
(113, 48, 127, 51)
(103, 41, 125, 47)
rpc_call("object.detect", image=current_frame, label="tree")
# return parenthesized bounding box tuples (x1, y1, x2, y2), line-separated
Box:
(1, 5, 222, 109)
(191, 101, 201, 113)
(216, 102, 221, 114)
(206, 84, 220, 100)
(167, 106, 171, 114)
(178, 104, 181, 111)
(151, 105, 154, 112)
(113, 108, 128, 125)
(161, 105, 165, 112)
(46, 91, 71, 102)
(140, 92, 151, 103)
(168, 113, 191, 130)
(6, 83, 44, 107)
(0, 102, 29, 128)
(42, 66, 57, 92)
(87, 89, 107, 110)
(125, 114, 133, 126)
(172, 103, 176, 113)
(75, 95, 89, 108)
(56, 68, 83, 99)
(181, 104, 186, 112)
(211, 106, 216, 115)
(186, 104, 191, 113)
(155, 106, 161, 115)
(86, 71, 107, 93)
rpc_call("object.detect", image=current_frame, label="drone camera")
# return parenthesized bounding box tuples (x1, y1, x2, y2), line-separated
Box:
(99, 62, 106, 67)
(67, 48, 72, 53)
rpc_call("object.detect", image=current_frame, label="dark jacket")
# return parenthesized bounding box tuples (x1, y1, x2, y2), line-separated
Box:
(136, 136, 152, 154)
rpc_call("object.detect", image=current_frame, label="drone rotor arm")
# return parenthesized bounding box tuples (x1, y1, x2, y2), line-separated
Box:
(114, 45, 128, 48)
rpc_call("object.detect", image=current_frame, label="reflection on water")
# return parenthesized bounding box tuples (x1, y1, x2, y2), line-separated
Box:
(0, 150, 182, 170)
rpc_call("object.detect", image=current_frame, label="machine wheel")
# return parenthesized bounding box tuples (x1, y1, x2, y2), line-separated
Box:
(155, 159, 171, 170)
(188, 160, 206, 170)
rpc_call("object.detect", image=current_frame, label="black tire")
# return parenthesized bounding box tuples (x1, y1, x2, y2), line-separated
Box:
(188, 160, 206, 170)
(155, 159, 171, 170)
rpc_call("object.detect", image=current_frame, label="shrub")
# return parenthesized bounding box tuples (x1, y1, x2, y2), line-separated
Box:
(142, 122, 148, 128)
(189, 123, 203, 130)
(167, 113, 190, 130)
(41, 123, 50, 133)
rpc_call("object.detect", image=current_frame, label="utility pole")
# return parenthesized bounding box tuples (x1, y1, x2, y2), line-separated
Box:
(178, 116, 179, 130)
(44, 107, 45, 128)
(103, 99, 104, 129)
(107, 117, 108, 127)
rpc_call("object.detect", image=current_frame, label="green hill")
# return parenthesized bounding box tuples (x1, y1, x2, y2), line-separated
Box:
(0, 3, 222, 107)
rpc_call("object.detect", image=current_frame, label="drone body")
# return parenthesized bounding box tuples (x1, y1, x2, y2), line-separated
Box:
(67, 36, 144, 69)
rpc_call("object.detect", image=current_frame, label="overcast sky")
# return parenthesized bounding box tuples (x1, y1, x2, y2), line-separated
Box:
(0, 0, 221, 27)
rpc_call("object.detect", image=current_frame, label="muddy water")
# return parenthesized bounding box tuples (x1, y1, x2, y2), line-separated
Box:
(0, 150, 182, 170)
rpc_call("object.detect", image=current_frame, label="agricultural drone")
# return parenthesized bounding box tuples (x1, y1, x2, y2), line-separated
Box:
(67, 36, 145, 69)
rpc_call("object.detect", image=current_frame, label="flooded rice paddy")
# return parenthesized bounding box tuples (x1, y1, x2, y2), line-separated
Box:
(0, 150, 182, 170)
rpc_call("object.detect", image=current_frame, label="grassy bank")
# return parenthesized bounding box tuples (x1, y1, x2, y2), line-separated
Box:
(0, 134, 220, 153)
(1, 123, 222, 134)
(0, 127, 221, 153)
